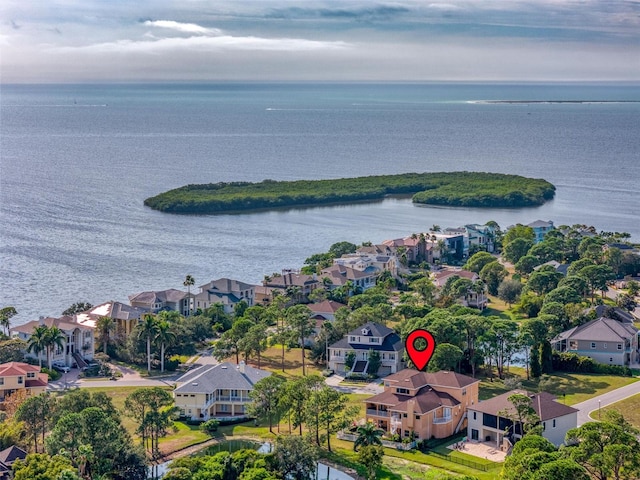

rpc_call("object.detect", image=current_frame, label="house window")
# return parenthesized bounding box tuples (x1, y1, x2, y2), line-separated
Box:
(473, 412, 477, 420)
(404, 430, 409, 437)
(27, 372, 35, 378)
(471, 429, 479, 441)
(553, 419, 556, 428)
(462, 388, 467, 396)
(618, 344, 623, 350)
(414, 432, 420, 439)
(369, 338, 377, 343)
(403, 413, 407, 418)
(604, 343, 608, 349)
(543, 422, 546, 431)
(415, 415, 420, 420)
(0, 378, 4, 386)
(444, 407, 451, 417)
(591, 342, 596, 349)
(397, 388, 409, 394)
(18, 377, 23, 384)
(569, 341, 578, 350)
(350, 336, 356, 342)
(389, 354, 395, 360)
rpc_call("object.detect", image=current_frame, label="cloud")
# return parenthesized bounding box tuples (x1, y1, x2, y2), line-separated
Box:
(143, 20, 222, 36)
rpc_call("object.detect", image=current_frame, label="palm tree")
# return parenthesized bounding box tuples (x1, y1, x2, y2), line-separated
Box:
(96, 316, 114, 354)
(183, 274, 195, 316)
(0, 306, 17, 336)
(155, 320, 177, 373)
(138, 314, 159, 373)
(353, 421, 384, 451)
(27, 325, 48, 367)
(43, 326, 66, 370)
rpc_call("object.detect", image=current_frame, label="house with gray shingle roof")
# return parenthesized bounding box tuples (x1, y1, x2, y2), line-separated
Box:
(551, 316, 639, 366)
(173, 361, 270, 421)
(328, 322, 404, 376)
(193, 278, 255, 314)
(0, 445, 27, 480)
(129, 288, 191, 316)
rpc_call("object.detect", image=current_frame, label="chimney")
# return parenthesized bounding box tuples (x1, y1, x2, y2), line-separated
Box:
(39, 316, 45, 325)
(239, 360, 246, 373)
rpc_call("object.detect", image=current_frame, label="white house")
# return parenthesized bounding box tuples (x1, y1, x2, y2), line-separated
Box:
(467, 390, 578, 448)
(173, 361, 270, 421)
(328, 322, 404, 376)
(193, 278, 255, 314)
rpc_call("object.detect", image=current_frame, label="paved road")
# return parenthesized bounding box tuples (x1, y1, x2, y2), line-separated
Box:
(574, 378, 640, 425)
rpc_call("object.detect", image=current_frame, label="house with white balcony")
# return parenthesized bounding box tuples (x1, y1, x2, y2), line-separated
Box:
(364, 369, 480, 441)
(173, 361, 270, 421)
(11, 316, 95, 369)
(193, 278, 255, 314)
(328, 322, 404, 376)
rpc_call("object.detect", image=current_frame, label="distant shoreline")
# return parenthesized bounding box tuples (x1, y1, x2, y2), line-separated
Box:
(468, 100, 640, 104)
(144, 172, 556, 215)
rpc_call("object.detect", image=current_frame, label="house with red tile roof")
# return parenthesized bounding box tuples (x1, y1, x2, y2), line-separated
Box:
(0, 362, 48, 402)
(364, 369, 480, 441)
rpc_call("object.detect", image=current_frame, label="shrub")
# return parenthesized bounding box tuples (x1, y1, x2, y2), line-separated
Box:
(552, 351, 632, 376)
(200, 419, 219, 434)
(41, 367, 60, 381)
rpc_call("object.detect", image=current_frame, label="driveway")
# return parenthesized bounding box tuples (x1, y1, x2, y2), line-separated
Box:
(574, 377, 640, 425)
(325, 374, 384, 395)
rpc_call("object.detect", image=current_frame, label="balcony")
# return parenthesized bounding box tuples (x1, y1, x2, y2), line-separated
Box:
(433, 416, 452, 424)
(366, 409, 390, 417)
(217, 395, 248, 402)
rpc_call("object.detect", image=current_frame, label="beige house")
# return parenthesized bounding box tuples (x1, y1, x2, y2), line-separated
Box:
(364, 370, 480, 441)
(193, 278, 255, 314)
(0, 362, 48, 402)
(467, 390, 577, 447)
(129, 289, 191, 316)
(551, 316, 639, 366)
(76, 301, 147, 338)
(12, 316, 95, 368)
(262, 270, 321, 302)
(173, 361, 270, 421)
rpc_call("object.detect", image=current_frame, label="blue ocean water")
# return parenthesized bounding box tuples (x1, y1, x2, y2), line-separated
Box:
(1, 83, 639, 325)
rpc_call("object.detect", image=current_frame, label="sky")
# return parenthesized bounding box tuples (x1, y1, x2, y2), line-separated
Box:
(1, 0, 639, 83)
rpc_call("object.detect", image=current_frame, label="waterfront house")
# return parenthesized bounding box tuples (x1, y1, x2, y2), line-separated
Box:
(173, 361, 271, 421)
(0, 362, 48, 402)
(262, 270, 321, 303)
(527, 220, 555, 243)
(129, 289, 191, 316)
(12, 316, 95, 368)
(307, 300, 347, 321)
(364, 369, 480, 441)
(467, 390, 577, 447)
(193, 278, 255, 314)
(382, 236, 434, 264)
(75, 301, 147, 338)
(334, 252, 399, 278)
(328, 322, 403, 376)
(464, 224, 497, 253)
(432, 268, 479, 288)
(320, 264, 378, 294)
(551, 316, 639, 366)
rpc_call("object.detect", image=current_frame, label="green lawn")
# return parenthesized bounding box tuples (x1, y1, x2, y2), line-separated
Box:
(592, 393, 640, 427)
(226, 345, 324, 379)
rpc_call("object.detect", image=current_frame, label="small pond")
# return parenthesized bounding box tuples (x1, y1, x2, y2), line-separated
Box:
(151, 440, 354, 479)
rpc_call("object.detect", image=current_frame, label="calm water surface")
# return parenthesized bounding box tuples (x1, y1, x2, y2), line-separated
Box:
(1, 83, 639, 325)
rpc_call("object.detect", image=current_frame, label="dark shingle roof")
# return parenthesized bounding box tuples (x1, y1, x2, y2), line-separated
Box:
(384, 369, 479, 389)
(366, 386, 459, 414)
(469, 390, 577, 421)
(0, 445, 27, 466)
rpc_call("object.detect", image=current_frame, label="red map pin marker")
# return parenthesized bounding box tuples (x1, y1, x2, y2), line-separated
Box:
(405, 329, 436, 371)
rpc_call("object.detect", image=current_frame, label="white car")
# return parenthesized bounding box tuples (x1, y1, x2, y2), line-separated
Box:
(52, 363, 70, 373)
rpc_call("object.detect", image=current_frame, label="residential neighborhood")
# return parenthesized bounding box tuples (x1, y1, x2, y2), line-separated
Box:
(1, 220, 640, 480)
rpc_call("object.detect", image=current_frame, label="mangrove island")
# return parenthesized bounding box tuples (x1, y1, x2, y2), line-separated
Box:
(144, 171, 556, 214)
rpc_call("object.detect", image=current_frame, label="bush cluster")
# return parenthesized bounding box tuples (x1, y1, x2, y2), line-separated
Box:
(552, 351, 632, 376)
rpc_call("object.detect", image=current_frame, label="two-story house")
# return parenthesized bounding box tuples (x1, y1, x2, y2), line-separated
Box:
(75, 301, 148, 338)
(334, 252, 399, 278)
(364, 369, 480, 441)
(464, 224, 496, 253)
(0, 362, 48, 402)
(467, 390, 578, 447)
(527, 220, 555, 243)
(262, 270, 321, 303)
(173, 361, 271, 421)
(328, 322, 404, 376)
(129, 289, 191, 316)
(193, 278, 255, 314)
(320, 264, 378, 294)
(551, 316, 639, 366)
(11, 316, 95, 369)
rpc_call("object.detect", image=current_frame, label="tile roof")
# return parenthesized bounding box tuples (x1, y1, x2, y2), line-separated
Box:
(366, 386, 459, 414)
(384, 369, 479, 389)
(174, 362, 271, 395)
(552, 317, 638, 343)
(307, 300, 347, 315)
(11, 316, 93, 335)
(0, 362, 41, 377)
(199, 278, 255, 293)
(129, 288, 187, 304)
(468, 390, 577, 421)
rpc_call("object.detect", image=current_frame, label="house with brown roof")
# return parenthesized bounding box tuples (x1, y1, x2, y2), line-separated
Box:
(307, 300, 346, 321)
(12, 316, 95, 369)
(364, 369, 480, 441)
(467, 390, 578, 447)
(328, 322, 404, 376)
(75, 301, 148, 337)
(320, 264, 378, 294)
(262, 270, 321, 302)
(551, 316, 639, 366)
(0, 362, 48, 402)
(129, 288, 191, 316)
(193, 278, 255, 314)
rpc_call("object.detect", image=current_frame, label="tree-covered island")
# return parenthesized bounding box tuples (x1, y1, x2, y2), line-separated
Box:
(144, 172, 555, 214)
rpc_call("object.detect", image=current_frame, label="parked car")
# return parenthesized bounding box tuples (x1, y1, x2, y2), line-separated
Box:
(52, 363, 70, 373)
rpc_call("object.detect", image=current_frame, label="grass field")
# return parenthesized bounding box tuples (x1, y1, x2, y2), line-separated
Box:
(225, 345, 325, 378)
(593, 392, 640, 426)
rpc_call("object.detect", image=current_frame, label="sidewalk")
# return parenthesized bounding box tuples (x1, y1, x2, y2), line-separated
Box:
(325, 374, 384, 395)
